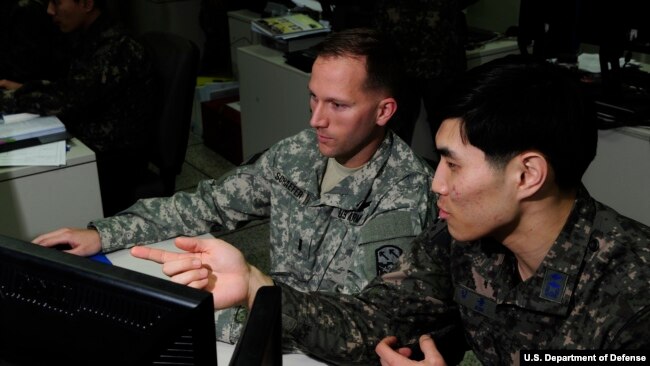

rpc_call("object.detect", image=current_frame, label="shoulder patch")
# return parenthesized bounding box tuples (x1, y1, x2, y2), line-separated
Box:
(375, 245, 404, 276)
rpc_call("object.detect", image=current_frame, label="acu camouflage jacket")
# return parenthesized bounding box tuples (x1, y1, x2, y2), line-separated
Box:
(91, 128, 435, 294)
(280, 186, 650, 365)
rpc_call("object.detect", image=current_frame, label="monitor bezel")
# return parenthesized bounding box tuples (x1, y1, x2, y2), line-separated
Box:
(0, 234, 217, 366)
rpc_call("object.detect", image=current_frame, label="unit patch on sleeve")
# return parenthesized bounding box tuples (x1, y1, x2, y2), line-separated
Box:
(375, 245, 403, 275)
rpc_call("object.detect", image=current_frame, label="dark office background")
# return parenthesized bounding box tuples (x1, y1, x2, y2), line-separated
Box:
(106, 0, 524, 78)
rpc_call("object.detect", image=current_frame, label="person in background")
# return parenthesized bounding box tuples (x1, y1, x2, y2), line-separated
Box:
(126, 56, 650, 364)
(320, 0, 477, 147)
(371, 0, 478, 147)
(0, 0, 155, 217)
(197, 0, 234, 77)
(34, 28, 436, 347)
(0, 0, 68, 82)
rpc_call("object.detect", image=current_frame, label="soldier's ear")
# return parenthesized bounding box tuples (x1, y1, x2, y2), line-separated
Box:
(375, 97, 397, 127)
(514, 152, 547, 201)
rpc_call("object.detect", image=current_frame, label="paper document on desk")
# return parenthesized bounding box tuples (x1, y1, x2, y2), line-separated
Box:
(0, 140, 66, 166)
(578, 53, 642, 73)
(0, 115, 66, 142)
(0, 113, 40, 124)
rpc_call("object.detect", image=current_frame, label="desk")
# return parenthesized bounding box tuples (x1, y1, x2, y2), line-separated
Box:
(0, 138, 104, 241)
(583, 127, 650, 226)
(106, 236, 327, 366)
(466, 38, 520, 69)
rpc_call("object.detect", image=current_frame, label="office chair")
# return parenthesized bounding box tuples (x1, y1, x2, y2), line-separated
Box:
(134, 31, 199, 199)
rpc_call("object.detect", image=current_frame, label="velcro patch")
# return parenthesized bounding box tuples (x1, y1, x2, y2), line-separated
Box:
(539, 268, 568, 303)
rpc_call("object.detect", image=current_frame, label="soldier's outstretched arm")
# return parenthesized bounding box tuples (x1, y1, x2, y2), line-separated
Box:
(131, 236, 274, 310)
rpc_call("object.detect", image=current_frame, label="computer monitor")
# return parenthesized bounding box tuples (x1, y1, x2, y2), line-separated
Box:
(229, 286, 282, 366)
(0, 234, 217, 366)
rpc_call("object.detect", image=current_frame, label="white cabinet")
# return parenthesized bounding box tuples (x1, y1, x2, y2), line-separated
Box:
(0, 138, 104, 241)
(583, 127, 650, 226)
(237, 45, 311, 158)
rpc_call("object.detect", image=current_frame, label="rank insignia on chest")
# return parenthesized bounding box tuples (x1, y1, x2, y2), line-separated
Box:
(454, 285, 497, 319)
(539, 268, 568, 303)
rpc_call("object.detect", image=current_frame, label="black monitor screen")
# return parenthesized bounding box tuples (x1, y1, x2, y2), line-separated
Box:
(0, 234, 217, 366)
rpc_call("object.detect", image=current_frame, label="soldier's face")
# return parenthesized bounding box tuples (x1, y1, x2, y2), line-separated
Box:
(432, 118, 519, 243)
(48, 0, 91, 33)
(308, 55, 394, 168)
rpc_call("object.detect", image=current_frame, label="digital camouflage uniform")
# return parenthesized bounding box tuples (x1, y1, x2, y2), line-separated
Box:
(0, 12, 153, 155)
(90, 128, 436, 344)
(372, 0, 469, 80)
(280, 186, 650, 365)
(371, 0, 474, 145)
(0, 12, 155, 215)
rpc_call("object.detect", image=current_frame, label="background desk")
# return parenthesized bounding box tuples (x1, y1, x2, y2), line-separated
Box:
(583, 127, 650, 226)
(0, 138, 104, 241)
(106, 236, 327, 366)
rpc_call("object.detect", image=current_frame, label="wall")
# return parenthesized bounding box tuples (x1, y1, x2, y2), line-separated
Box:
(466, 0, 520, 34)
(113, 0, 206, 58)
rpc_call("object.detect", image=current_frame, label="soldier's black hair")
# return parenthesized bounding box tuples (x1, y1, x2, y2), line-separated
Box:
(314, 27, 406, 99)
(437, 55, 598, 191)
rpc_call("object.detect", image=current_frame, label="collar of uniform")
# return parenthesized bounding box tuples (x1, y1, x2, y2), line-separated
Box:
(319, 131, 394, 210)
(504, 186, 599, 315)
(457, 187, 599, 316)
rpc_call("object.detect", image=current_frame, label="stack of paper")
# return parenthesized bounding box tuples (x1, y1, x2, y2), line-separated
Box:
(0, 140, 67, 166)
(0, 114, 66, 143)
(0, 114, 68, 166)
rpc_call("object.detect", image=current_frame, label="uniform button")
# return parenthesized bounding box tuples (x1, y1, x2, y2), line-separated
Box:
(588, 240, 599, 252)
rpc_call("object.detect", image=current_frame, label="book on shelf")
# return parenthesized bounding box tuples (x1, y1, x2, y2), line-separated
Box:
(251, 13, 330, 40)
(0, 114, 68, 153)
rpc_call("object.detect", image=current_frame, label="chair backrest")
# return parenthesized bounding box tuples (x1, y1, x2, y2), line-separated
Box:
(137, 31, 199, 196)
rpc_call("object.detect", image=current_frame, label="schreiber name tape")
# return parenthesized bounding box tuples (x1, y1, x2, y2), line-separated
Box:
(521, 350, 648, 364)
